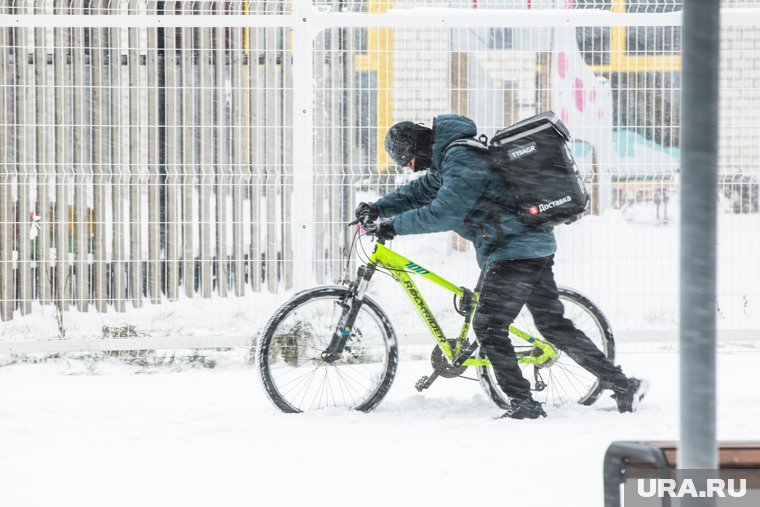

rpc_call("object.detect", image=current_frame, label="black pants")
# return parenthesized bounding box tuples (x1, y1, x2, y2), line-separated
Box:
(472, 255, 627, 401)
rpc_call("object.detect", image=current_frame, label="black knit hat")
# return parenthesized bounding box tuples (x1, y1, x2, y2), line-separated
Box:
(384, 122, 434, 171)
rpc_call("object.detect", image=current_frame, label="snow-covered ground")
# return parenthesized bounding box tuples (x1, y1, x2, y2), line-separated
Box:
(1, 346, 760, 507)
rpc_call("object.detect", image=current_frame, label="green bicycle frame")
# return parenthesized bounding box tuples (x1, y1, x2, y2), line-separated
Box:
(366, 241, 556, 368)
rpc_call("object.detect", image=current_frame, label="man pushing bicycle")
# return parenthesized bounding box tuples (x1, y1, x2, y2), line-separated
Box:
(356, 114, 648, 419)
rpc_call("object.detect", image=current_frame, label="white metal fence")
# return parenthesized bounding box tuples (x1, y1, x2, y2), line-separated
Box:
(1, 1, 759, 352)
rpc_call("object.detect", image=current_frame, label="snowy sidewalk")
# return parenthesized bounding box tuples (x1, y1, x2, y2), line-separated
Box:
(1, 350, 759, 507)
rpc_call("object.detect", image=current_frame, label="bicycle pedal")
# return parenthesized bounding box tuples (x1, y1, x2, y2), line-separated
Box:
(414, 371, 440, 392)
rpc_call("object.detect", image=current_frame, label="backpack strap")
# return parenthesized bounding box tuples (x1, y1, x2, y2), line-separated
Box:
(443, 136, 489, 156)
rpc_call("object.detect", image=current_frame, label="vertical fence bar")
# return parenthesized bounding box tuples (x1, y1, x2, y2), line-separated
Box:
(248, 21, 261, 292)
(0, 20, 13, 321)
(34, 14, 51, 305)
(329, 26, 342, 283)
(282, 20, 293, 290)
(53, 1, 70, 312)
(214, 5, 228, 297)
(264, 9, 278, 293)
(181, 9, 194, 299)
(198, 3, 212, 298)
(313, 29, 325, 284)
(128, 4, 142, 307)
(342, 24, 356, 280)
(164, 0, 179, 301)
(91, 0, 108, 312)
(72, 1, 89, 312)
(146, 0, 161, 304)
(231, 16, 245, 296)
(17, 21, 33, 316)
(110, 15, 126, 312)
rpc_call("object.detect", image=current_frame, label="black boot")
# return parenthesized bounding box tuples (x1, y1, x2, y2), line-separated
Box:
(501, 398, 547, 420)
(611, 377, 649, 413)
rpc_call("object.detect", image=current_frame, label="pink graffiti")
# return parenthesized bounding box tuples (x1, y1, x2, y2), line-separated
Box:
(557, 52, 567, 79)
(574, 78, 585, 112)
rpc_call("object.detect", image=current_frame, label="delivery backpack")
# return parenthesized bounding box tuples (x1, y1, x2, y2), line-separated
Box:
(447, 111, 590, 229)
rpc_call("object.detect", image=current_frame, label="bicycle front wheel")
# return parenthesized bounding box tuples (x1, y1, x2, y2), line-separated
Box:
(477, 287, 615, 409)
(256, 286, 398, 413)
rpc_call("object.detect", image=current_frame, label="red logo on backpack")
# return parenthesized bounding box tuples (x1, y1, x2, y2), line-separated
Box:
(529, 205, 539, 215)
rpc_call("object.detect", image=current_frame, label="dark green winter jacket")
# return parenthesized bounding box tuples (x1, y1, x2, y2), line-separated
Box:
(374, 114, 556, 269)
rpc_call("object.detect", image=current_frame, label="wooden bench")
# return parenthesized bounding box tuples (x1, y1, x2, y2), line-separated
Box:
(603, 441, 760, 507)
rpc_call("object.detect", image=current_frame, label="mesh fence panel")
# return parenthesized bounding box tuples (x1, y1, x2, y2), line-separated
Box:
(0, 0, 758, 351)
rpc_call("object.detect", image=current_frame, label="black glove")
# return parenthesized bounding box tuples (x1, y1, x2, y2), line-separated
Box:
(355, 202, 379, 223)
(364, 219, 396, 241)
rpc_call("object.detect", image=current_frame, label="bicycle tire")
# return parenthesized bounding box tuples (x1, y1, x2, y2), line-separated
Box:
(256, 285, 399, 413)
(476, 287, 615, 409)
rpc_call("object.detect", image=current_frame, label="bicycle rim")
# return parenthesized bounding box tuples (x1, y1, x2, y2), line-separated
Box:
(257, 287, 397, 413)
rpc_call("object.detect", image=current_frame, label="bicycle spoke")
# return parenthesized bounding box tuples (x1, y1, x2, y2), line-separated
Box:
(259, 289, 396, 412)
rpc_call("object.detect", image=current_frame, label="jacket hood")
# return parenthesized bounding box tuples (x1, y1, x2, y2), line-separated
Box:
(431, 114, 478, 169)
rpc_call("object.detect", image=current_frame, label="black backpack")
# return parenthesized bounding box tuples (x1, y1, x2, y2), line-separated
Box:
(447, 111, 590, 229)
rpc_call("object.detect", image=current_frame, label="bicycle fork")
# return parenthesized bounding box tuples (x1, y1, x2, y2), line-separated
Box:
(320, 264, 377, 363)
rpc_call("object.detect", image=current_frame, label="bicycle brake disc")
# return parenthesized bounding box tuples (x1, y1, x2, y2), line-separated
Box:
(431, 344, 468, 378)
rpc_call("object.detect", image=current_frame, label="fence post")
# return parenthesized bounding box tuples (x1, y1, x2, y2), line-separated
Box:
(291, 0, 316, 289)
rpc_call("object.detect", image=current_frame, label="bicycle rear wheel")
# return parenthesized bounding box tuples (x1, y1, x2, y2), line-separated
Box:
(256, 285, 398, 413)
(477, 287, 614, 409)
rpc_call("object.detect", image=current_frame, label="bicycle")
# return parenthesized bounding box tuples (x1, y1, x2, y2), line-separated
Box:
(255, 220, 615, 414)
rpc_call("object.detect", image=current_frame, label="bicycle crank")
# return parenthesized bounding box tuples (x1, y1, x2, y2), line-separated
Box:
(431, 345, 468, 378)
(415, 344, 468, 392)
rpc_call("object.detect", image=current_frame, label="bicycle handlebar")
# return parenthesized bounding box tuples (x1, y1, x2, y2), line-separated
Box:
(348, 217, 385, 245)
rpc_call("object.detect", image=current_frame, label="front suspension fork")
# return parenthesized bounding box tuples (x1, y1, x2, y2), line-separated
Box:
(321, 264, 376, 362)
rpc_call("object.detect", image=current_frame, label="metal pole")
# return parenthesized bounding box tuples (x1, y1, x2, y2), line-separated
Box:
(679, 1, 720, 470)
(291, 1, 316, 289)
